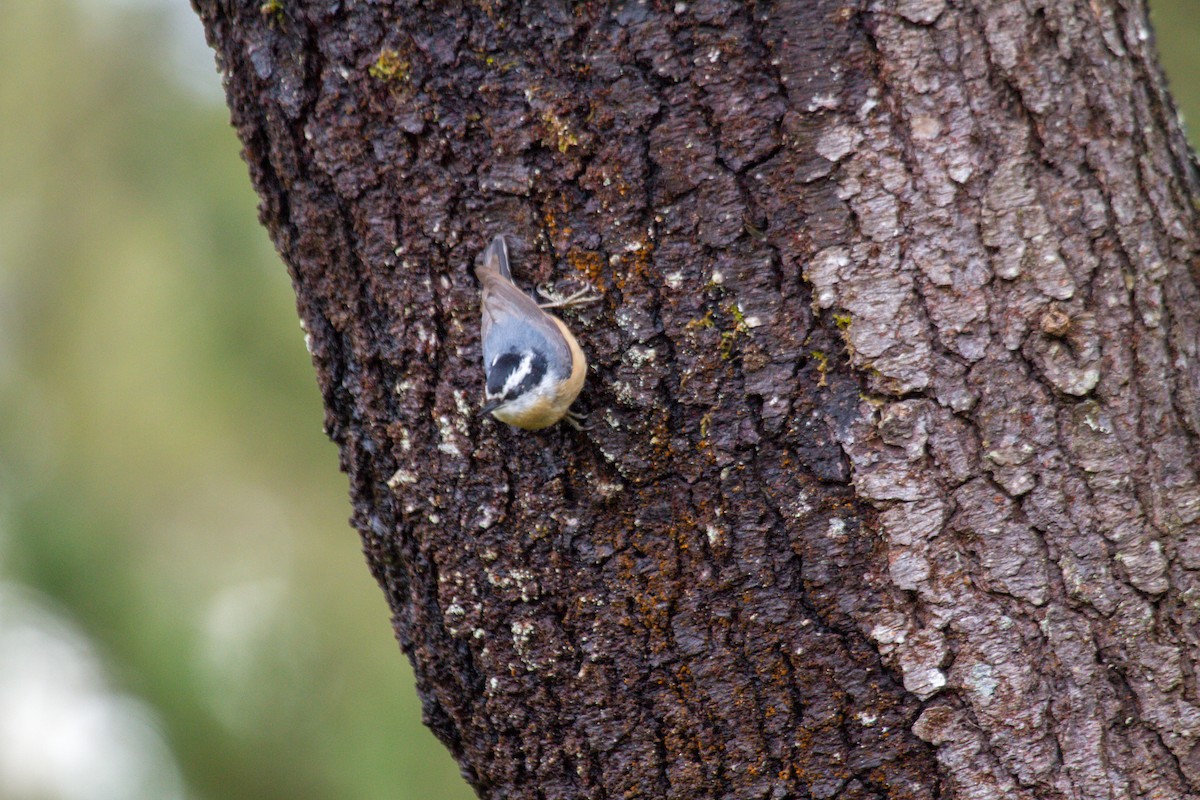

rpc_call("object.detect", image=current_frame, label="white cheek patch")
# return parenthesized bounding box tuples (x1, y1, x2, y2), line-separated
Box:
(496, 371, 557, 418)
(533, 370, 556, 398)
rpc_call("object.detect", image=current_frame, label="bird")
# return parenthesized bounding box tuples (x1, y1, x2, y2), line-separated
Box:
(476, 234, 597, 430)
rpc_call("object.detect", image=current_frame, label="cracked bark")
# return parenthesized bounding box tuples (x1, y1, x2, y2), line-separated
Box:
(193, 0, 1200, 797)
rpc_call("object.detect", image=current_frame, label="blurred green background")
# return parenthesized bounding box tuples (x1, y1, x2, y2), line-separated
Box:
(0, 1, 1195, 798)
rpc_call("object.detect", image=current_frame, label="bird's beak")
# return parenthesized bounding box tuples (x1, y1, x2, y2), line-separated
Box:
(478, 399, 503, 417)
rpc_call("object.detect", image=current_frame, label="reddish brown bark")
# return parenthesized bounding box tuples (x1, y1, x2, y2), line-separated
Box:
(193, 0, 1200, 797)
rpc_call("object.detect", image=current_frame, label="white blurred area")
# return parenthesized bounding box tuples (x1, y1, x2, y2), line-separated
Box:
(0, 584, 187, 800)
(73, 0, 225, 103)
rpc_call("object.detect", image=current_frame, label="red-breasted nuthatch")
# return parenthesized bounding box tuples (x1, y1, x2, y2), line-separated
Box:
(476, 234, 597, 430)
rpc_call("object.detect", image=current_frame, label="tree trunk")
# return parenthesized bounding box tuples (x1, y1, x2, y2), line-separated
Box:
(192, 0, 1200, 797)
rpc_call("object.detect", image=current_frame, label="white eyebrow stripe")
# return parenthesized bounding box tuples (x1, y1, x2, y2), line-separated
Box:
(501, 354, 533, 397)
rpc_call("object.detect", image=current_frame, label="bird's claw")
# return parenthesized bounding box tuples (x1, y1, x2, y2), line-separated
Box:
(564, 409, 593, 431)
(537, 283, 601, 310)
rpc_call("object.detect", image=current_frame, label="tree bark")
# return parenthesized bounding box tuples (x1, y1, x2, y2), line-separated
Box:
(193, 0, 1200, 797)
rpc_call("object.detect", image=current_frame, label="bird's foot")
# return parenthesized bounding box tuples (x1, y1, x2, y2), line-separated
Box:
(537, 283, 601, 310)
(564, 409, 593, 431)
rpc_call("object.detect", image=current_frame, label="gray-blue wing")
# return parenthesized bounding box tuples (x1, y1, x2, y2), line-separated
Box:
(479, 272, 572, 375)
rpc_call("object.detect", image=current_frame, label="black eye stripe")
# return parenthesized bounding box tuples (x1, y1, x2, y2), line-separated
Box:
(487, 351, 548, 399)
(508, 354, 547, 399)
(482, 350, 549, 400)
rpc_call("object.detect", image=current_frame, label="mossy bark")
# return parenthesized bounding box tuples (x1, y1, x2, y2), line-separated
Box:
(193, 1, 1200, 797)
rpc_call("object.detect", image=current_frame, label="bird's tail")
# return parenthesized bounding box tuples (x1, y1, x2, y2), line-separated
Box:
(477, 234, 514, 283)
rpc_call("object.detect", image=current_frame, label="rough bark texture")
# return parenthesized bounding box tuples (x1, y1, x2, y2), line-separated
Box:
(193, 0, 1200, 798)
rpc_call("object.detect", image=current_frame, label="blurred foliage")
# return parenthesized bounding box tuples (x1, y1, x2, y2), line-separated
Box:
(0, 0, 1195, 798)
(1152, 0, 1200, 144)
(0, 1, 470, 799)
